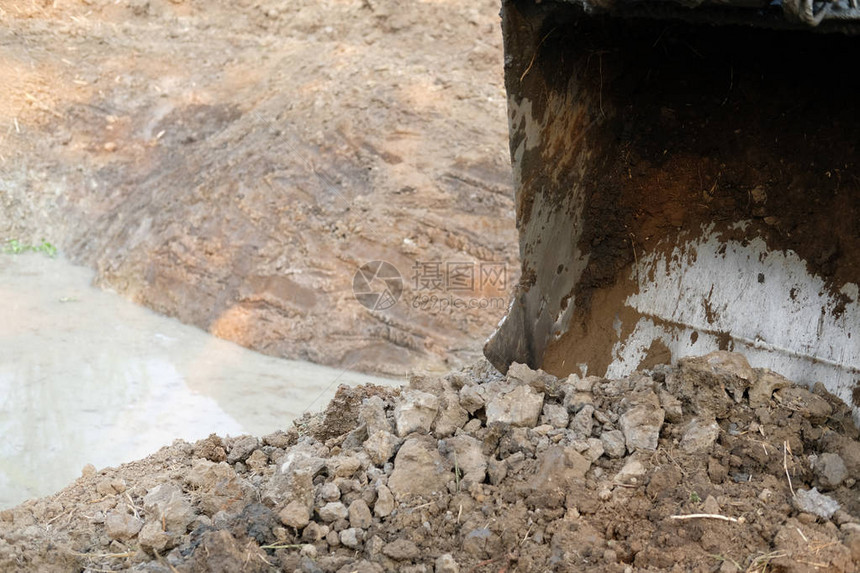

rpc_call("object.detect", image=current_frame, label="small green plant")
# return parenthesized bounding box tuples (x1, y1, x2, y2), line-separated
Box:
(2, 238, 57, 257)
(689, 491, 701, 503)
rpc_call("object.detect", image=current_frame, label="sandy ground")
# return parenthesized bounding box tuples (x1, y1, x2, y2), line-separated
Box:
(0, 0, 518, 376)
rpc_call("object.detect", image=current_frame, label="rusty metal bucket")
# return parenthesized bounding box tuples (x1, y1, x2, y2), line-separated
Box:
(485, 0, 860, 422)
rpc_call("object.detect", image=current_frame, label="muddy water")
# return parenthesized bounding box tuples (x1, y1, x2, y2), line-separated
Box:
(0, 253, 400, 508)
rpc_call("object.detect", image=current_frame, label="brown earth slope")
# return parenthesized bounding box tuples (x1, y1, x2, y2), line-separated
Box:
(0, 0, 517, 376)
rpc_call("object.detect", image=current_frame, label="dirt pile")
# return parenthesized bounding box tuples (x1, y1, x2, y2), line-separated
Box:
(2, 351, 859, 572)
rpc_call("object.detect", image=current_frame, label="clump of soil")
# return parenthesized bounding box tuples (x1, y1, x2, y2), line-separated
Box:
(2, 352, 859, 572)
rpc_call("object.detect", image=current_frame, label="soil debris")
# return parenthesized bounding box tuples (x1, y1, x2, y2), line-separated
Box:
(1, 351, 858, 571)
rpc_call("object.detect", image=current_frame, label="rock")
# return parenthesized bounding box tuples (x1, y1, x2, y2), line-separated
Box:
(337, 477, 360, 497)
(601, 377, 633, 397)
(615, 454, 647, 485)
(394, 389, 440, 437)
(563, 390, 594, 412)
(675, 352, 754, 416)
(658, 390, 683, 423)
(408, 373, 445, 395)
(703, 495, 720, 515)
(749, 369, 791, 408)
(487, 457, 507, 485)
(186, 459, 253, 515)
(505, 451, 526, 472)
(433, 392, 470, 438)
(846, 533, 860, 563)
(337, 560, 382, 573)
(184, 529, 270, 572)
(348, 499, 373, 529)
(446, 371, 471, 390)
(593, 409, 612, 425)
(463, 418, 482, 434)
(814, 453, 848, 489)
(339, 527, 362, 549)
(441, 435, 487, 488)
(584, 438, 604, 462)
(529, 445, 590, 506)
(262, 430, 295, 449)
(506, 362, 541, 386)
(435, 553, 460, 573)
(96, 479, 118, 496)
(619, 396, 664, 452)
(233, 503, 278, 546)
(143, 484, 194, 532)
(794, 488, 840, 519)
(318, 502, 348, 523)
(373, 484, 395, 517)
(363, 430, 401, 467)
(328, 455, 362, 478)
(320, 482, 340, 502)
(679, 416, 720, 454)
(498, 426, 535, 457)
(301, 521, 327, 543)
(708, 457, 728, 483)
(486, 385, 544, 428)
(194, 434, 228, 463)
(279, 500, 310, 529)
(137, 486, 195, 554)
(775, 387, 833, 423)
(388, 437, 450, 501)
(246, 449, 268, 473)
(541, 403, 569, 428)
(226, 435, 259, 464)
(365, 534, 385, 557)
(212, 510, 231, 529)
(360, 396, 390, 435)
(104, 511, 143, 540)
(138, 521, 177, 553)
(301, 555, 325, 573)
(382, 539, 420, 560)
(822, 435, 860, 477)
(262, 441, 326, 508)
(570, 374, 598, 392)
(458, 385, 485, 414)
(570, 404, 594, 438)
(601, 430, 627, 458)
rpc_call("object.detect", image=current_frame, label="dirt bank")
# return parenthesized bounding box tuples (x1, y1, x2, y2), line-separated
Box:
(0, 0, 517, 376)
(3, 352, 859, 572)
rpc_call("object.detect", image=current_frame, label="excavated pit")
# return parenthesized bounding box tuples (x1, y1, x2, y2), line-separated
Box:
(485, 1, 860, 421)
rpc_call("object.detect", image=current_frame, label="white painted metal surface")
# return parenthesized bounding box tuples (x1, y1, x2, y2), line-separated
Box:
(606, 225, 859, 423)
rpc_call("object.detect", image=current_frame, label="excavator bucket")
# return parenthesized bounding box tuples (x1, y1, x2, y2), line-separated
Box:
(485, 0, 860, 421)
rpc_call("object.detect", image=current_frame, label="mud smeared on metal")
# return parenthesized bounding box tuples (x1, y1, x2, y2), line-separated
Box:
(486, 1, 860, 422)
